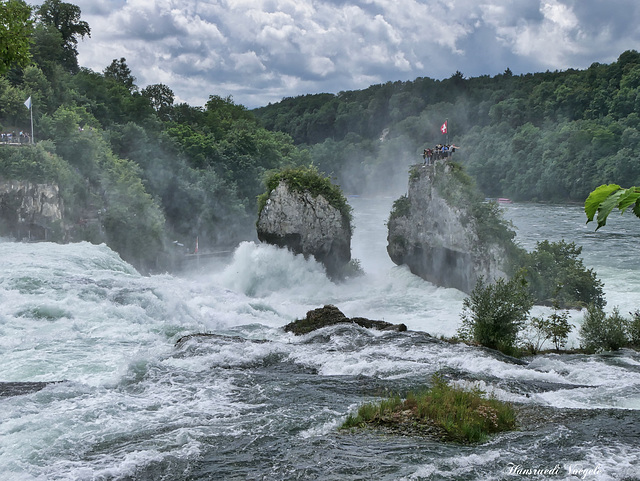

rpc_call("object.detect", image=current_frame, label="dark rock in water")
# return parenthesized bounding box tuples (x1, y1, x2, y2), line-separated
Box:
(477, 346, 529, 366)
(257, 181, 351, 279)
(175, 332, 270, 347)
(284, 304, 407, 335)
(0, 381, 61, 397)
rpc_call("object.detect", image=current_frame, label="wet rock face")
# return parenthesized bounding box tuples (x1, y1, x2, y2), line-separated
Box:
(283, 304, 407, 335)
(257, 181, 351, 279)
(387, 165, 508, 293)
(0, 180, 63, 240)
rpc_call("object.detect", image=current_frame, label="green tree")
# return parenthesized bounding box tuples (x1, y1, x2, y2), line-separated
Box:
(0, 0, 33, 74)
(21, 65, 53, 113)
(30, 23, 65, 76)
(100, 155, 166, 273)
(141, 83, 174, 114)
(629, 310, 640, 347)
(458, 275, 534, 355)
(579, 305, 629, 353)
(36, 0, 90, 72)
(528, 304, 572, 351)
(104, 57, 136, 92)
(520, 240, 605, 309)
(0, 76, 30, 126)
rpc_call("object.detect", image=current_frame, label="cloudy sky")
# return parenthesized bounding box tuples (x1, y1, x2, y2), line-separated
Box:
(29, 0, 640, 108)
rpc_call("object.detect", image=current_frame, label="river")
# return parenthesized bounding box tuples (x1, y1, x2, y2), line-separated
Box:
(1, 198, 639, 480)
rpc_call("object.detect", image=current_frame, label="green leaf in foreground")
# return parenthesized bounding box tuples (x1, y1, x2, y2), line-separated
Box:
(585, 184, 640, 229)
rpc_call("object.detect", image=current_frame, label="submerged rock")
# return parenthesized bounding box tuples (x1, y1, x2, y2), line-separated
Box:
(0, 381, 63, 397)
(387, 163, 518, 293)
(257, 179, 351, 279)
(284, 304, 407, 335)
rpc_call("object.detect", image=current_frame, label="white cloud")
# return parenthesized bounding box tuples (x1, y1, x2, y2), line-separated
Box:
(485, 0, 586, 68)
(541, 0, 578, 30)
(308, 56, 336, 76)
(231, 51, 267, 73)
(24, 0, 640, 108)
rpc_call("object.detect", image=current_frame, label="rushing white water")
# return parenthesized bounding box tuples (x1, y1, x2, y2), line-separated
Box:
(1, 200, 639, 480)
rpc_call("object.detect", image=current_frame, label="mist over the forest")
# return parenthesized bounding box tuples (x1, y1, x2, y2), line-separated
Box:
(255, 52, 640, 202)
(4, 0, 640, 272)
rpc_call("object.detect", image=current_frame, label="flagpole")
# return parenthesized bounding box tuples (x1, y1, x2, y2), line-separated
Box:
(30, 101, 34, 143)
(195, 236, 200, 269)
(24, 96, 34, 143)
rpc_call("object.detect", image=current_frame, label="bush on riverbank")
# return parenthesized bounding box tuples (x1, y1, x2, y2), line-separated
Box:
(523, 303, 572, 353)
(457, 274, 534, 356)
(629, 310, 640, 347)
(342, 374, 517, 443)
(579, 305, 631, 353)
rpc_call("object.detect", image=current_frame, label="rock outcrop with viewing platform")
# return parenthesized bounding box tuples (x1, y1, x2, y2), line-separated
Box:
(387, 162, 517, 293)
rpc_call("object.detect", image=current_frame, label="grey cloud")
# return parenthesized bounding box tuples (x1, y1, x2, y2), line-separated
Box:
(25, 0, 640, 108)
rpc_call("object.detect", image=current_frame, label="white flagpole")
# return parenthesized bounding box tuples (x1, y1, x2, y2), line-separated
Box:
(30, 101, 34, 143)
(24, 96, 34, 143)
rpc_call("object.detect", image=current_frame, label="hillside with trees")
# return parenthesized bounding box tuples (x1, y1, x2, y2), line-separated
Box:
(254, 53, 640, 201)
(4, 0, 640, 272)
(0, 0, 307, 272)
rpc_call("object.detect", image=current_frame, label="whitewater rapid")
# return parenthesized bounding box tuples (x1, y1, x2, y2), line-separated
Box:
(1, 199, 640, 480)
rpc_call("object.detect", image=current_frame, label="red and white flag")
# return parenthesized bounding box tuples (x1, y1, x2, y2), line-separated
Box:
(440, 121, 448, 134)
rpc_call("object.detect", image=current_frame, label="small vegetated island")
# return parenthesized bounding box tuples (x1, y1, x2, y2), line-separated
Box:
(342, 373, 517, 444)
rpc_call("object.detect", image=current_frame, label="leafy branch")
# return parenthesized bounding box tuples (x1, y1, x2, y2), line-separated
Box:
(585, 184, 640, 229)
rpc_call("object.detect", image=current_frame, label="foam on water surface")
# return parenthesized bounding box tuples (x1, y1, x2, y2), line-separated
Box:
(1, 201, 640, 479)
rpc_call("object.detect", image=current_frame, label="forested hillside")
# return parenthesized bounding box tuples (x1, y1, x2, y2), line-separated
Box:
(254, 52, 640, 201)
(4, 0, 639, 272)
(0, 0, 307, 272)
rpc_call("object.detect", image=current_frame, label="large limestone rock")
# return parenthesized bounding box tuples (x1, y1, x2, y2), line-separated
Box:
(0, 180, 63, 240)
(257, 181, 351, 278)
(387, 164, 512, 293)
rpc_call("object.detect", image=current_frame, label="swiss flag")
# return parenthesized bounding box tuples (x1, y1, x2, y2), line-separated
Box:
(441, 121, 448, 134)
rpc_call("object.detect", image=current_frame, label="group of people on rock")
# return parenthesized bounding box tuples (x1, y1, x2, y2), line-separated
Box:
(422, 144, 457, 164)
(1, 131, 30, 144)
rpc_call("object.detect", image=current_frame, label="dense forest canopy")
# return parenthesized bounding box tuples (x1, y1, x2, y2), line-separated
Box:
(2, 0, 639, 271)
(254, 52, 640, 201)
(0, 0, 307, 272)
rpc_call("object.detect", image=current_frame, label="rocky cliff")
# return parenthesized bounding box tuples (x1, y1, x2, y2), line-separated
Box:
(0, 180, 64, 241)
(257, 180, 351, 279)
(387, 163, 516, 293)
